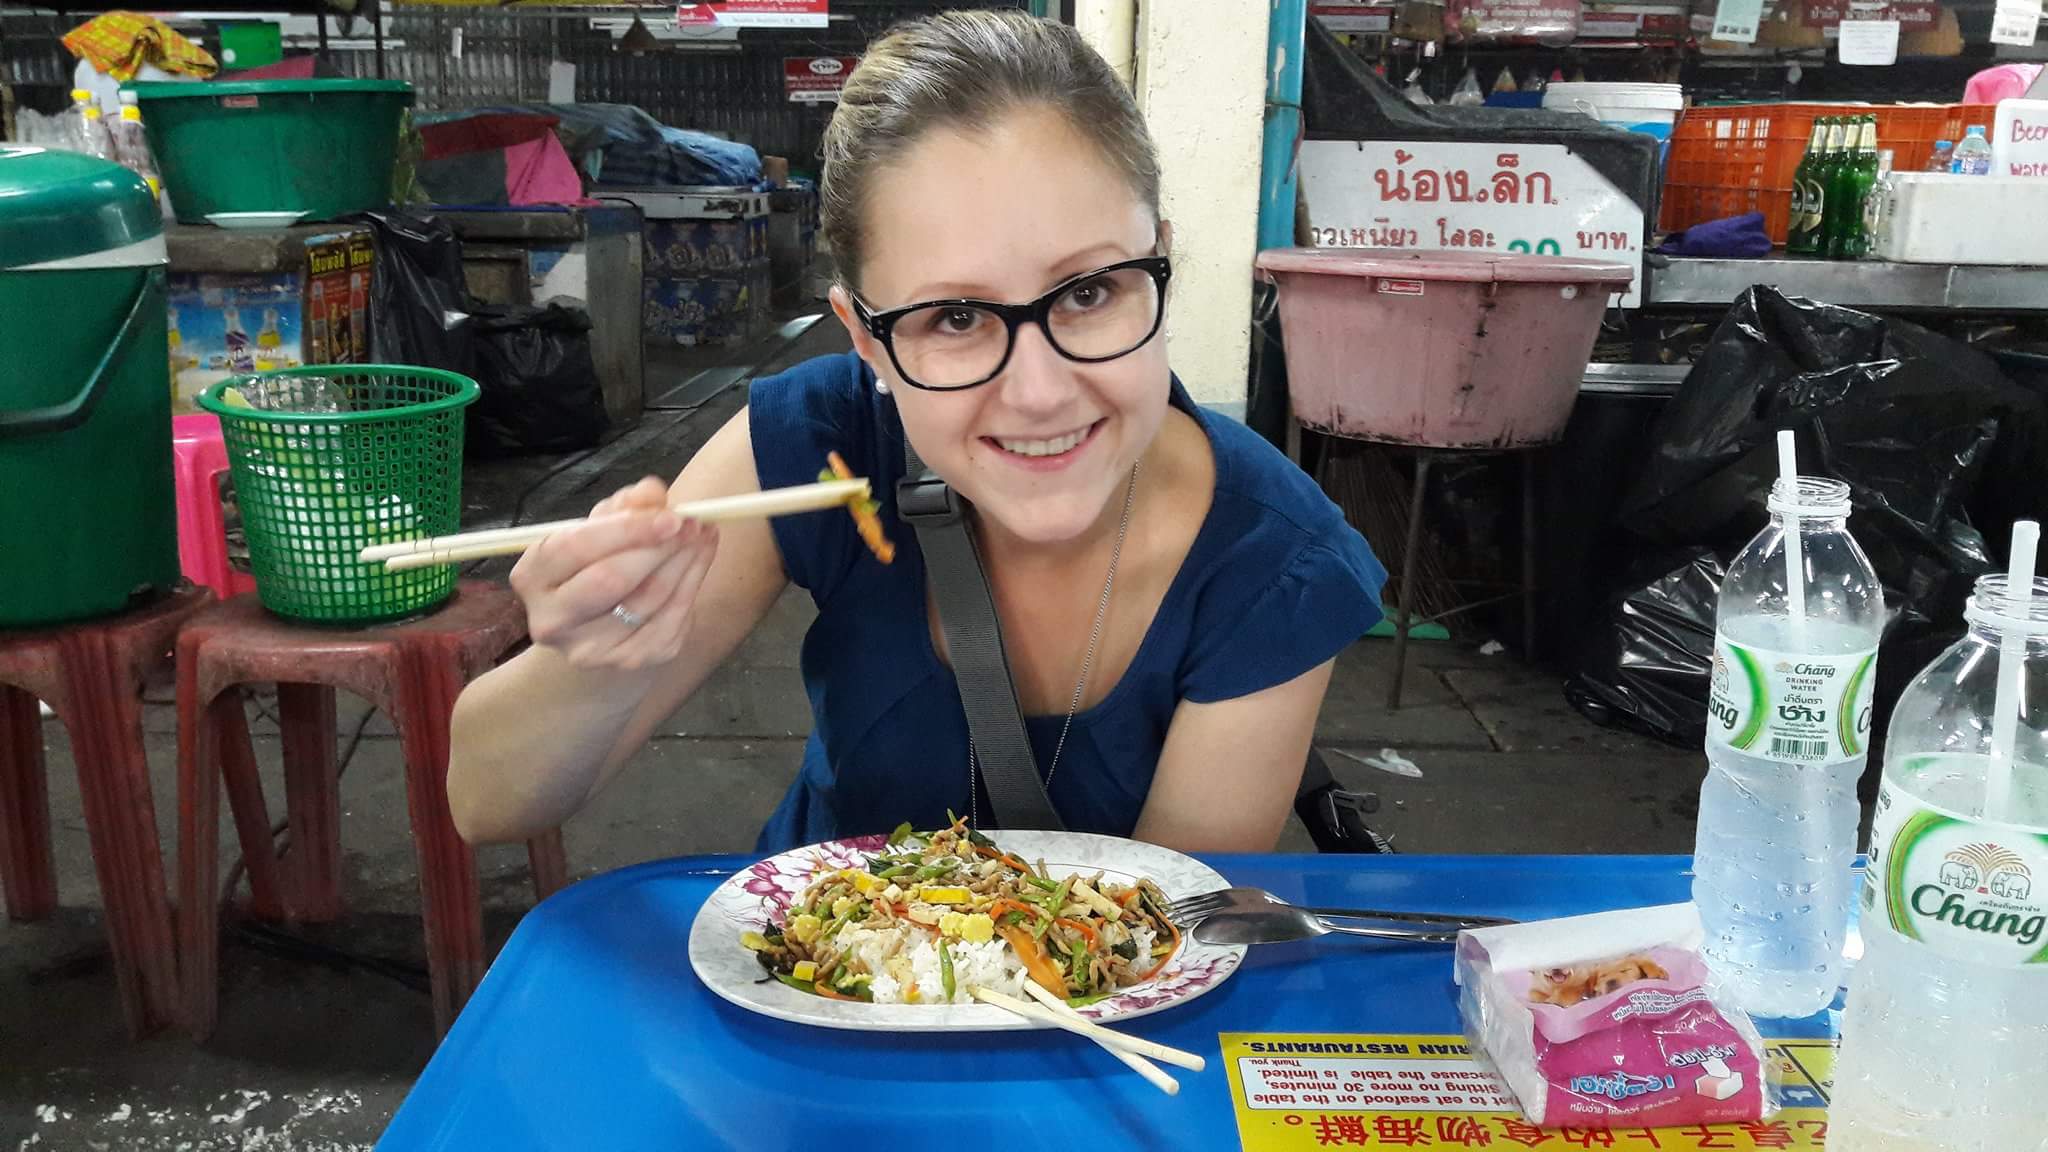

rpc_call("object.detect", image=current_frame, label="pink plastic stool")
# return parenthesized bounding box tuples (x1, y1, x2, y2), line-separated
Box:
(171, 413, 257, 600)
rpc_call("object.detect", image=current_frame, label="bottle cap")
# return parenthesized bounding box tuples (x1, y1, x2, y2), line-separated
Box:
(70, 88, 91, 101)
(120, 106, 143, 121)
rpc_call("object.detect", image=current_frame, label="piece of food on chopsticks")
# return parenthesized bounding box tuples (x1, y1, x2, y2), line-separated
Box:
(823, 450, 895, 565)
(360, 465, 882, 570)
(740, 819, 1179, 1006)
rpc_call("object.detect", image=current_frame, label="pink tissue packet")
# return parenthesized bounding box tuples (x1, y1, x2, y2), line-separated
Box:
(1455, 903, 1769, 1129)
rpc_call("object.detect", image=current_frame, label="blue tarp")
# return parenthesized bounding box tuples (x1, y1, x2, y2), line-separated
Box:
(422, 102, 761, 189)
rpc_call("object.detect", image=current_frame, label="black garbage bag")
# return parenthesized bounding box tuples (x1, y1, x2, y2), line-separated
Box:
(468, 301, 607, 457)
(351, 210, 479, 379)
(1568, 286, 2048, 753)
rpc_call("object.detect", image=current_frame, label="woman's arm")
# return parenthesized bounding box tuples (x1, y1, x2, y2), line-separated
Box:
(1130, 660, 1336, 853)
(447, 409, 790, 843)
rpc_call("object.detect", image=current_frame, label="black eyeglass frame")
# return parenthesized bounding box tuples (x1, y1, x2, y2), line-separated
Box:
(849, 256, 1174, 392)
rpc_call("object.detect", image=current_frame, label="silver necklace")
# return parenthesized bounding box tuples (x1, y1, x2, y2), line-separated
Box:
(969, 461, 1141, 830)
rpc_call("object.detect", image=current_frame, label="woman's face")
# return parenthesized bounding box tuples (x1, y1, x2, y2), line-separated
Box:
(833, 106, 1169, 547)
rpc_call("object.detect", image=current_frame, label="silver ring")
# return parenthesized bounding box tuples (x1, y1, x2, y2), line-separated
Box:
(611, 603, 644, 630)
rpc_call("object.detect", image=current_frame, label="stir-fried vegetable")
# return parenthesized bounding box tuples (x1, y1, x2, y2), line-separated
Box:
(821, 452, 895, 564)
(743, 818, 1178, 1005)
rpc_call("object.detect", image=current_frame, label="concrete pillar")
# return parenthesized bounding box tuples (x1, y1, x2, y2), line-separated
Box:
(1075, 0, 1138, 88)
(1136, 1, 1270, 410)
(1077, 1, 1267, 410)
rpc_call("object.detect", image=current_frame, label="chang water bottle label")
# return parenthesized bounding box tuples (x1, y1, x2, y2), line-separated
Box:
(1705, 636, 1876, 763)
(1869, 770, 2048, 967)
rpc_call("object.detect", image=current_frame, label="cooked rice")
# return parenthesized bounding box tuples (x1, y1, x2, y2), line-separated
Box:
(836, 923, 1029, 1005)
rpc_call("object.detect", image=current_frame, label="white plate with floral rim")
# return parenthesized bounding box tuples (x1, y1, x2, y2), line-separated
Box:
(687, 830, 1246, 1032)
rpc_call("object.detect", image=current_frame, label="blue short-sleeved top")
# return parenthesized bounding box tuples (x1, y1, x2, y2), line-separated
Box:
(748, 352, 1385, 853)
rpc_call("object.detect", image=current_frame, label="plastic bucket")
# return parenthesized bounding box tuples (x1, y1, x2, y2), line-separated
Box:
(1543, 82, 1685, 141)
(1254, 248, 1634, 449)
(127, 79, 413, 224)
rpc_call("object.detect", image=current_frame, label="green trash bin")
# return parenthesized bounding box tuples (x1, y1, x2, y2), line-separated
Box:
(0, 146, 180, 628)
(127, 79, 413, 224)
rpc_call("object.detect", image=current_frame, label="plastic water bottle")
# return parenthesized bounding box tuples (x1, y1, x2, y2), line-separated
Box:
(66, 89, 116, 163)
(1951, 125, 1993, 175)
(109, 95, 163, 207)
(1829, 542, 2048, 1152)
(1694, 468, 1884, 1019)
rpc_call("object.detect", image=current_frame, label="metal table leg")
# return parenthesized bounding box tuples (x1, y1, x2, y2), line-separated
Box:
(1386, 452, 1432, 711)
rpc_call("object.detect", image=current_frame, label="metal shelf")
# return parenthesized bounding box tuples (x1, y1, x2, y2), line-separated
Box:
(1647, 255, 2048, 311)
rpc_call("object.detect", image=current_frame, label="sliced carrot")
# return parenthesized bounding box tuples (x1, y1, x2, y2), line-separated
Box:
(999, 922, 1069, 996)
(971, 843, 1034, 874)
(827, 451, 895, 565)
(1136, 914, 1181, 983)
(812, 982, 861, 1002)
(1054, 917, 1098, 946)
(989, 899, 1042, 925)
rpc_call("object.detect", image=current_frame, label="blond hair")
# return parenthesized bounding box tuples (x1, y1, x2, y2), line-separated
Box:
(819, 10, 1162, 290)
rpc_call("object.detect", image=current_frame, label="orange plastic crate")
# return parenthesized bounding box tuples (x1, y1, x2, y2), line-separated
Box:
(1659, 103, 1998, 246)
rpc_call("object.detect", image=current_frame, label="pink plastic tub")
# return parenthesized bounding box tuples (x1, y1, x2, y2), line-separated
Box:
(1255, 248, 1634, 448)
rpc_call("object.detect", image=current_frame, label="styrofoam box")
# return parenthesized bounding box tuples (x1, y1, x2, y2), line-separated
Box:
(1871, 173, 2048, 265)
(599, 187, 769, 221)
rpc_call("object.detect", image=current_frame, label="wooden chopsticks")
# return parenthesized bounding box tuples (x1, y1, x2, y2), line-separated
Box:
(970, 984, 1205, 1095)
(356, 478, 872, 572)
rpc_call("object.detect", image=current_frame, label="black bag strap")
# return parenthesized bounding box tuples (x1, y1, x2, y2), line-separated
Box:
(897, 435, 1064, 831)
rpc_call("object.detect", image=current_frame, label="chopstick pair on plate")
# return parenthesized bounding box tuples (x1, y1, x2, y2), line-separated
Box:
(971, 983, 1205, 1096)
(358, 459, 894, 573)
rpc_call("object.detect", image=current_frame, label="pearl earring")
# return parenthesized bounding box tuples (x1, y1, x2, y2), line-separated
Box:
(875, 379, 891, 396)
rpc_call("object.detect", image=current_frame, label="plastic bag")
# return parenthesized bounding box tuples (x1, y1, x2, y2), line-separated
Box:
(1457, 904, 1770, 1129)
(351, 209, 479, 380)
(1450, 67, 1486, 105)
(351, 210, 607, 457)
(1568, 287, 2048, 749)
(467, 301, 607, 458)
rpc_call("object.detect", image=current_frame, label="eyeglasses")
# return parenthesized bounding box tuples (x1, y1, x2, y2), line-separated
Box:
(850, 256, 1172, 392)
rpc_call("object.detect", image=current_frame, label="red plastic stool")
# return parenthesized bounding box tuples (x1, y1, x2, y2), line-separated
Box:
(0, 587, 209, 1037)
(175, 581, 567, 1038)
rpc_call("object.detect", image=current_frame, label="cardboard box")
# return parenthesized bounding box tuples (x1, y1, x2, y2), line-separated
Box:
(1394, 0, 1447, 40)
(763, 155, 791, 186)
(167, 233, 372, 412)
(643, 217, 771, 276)
(643, 263, 773, 345)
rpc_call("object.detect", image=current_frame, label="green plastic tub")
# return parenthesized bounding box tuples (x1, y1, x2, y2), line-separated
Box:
(197, 366, 476, 625)
(127, 79, 413, 224)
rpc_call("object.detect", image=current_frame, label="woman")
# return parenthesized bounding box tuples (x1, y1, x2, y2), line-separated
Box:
(447, 11, 1386, 856)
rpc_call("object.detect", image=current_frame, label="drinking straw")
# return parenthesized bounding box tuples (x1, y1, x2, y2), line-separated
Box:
(1777, 431, 1808, 646)
(1985, 520, 2040, 821)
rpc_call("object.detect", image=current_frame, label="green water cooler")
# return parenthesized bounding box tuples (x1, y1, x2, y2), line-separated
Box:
(0, 146, 179, 627)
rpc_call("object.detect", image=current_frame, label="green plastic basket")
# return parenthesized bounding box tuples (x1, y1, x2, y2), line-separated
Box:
(197, 366, 478, 625)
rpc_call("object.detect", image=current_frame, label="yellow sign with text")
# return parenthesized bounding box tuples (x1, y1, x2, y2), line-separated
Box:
(1221, 1034, 1837, 1151)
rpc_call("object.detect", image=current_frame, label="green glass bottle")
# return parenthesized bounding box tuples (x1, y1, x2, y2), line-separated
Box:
(1787, 118, 1831, 255)
(1838, 116, 1881, 260)
(1826, 116, 1878, 260)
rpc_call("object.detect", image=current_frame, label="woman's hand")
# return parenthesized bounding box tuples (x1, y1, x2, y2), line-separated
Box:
(507, 476, 721, 671)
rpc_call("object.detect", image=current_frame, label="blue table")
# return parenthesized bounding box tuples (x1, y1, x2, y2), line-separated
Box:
(376, 855, 1838, 1150)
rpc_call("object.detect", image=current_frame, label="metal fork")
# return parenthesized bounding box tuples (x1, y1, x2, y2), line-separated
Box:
(1166, 886, 1514, 933)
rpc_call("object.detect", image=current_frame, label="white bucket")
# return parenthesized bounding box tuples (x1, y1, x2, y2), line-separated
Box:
(1542, 82, 1685, 141)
